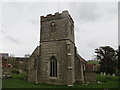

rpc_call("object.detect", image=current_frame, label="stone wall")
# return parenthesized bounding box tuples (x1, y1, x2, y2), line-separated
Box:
(84, 64, 96, 82)
(8, 57, 28, 72)
(75, 55, 82, 83)
(84, 71, 96, 82)
(27, 46, 39, 82)
(75, 52, 86, 83)
(38, 40, 75, 85)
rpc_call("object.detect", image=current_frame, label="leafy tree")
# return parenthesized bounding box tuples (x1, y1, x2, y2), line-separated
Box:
(95, 46, 118, 75)
(118, 46, 120, 75)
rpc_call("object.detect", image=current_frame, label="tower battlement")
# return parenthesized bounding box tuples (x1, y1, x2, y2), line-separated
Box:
(41, 10, 74, 23)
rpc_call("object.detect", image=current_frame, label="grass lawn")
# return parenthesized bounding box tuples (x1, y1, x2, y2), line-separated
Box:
(2, 73, 119, 88)
(87, 60, 100, 65)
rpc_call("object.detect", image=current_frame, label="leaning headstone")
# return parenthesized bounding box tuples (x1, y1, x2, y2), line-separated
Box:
(19, 70, 22, 73)
(68, 85, 73, 87)
(103, 72, 106, 76)
(112, 74, 115, 77)
(97, 81, 101, 84)
(101, 72, 103, 76)
(35, 82, 39, 84)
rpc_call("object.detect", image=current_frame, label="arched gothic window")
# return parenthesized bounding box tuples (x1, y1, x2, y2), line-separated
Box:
(50, 56, 57, 77)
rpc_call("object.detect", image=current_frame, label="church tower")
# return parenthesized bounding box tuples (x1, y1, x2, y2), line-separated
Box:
(27, 10, 96, 86)
(38, 10, 75, 85)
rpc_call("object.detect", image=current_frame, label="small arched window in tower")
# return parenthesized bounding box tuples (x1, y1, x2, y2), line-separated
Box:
(51, 22, 56, 32)
(67, 44, 70, 50)
(50, 56, 57, 77)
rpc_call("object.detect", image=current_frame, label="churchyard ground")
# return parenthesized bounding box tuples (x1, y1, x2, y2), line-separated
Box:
(2, 73, 119, 88)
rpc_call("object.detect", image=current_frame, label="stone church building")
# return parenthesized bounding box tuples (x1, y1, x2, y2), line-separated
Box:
(27, 10, 96, 86)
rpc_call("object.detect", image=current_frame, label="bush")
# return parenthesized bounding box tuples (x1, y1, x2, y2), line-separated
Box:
(97, 74, 119, 83)
(11, 73, 26, 80)
(11, 69, 20, 74)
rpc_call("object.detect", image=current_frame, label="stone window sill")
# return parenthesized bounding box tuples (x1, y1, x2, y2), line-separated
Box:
(49, 77, 57, 79)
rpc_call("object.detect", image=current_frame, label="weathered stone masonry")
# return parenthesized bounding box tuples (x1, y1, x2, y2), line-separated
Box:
(27, 10, 95, 85)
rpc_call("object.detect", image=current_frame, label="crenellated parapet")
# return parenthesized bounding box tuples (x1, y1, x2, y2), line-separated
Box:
(40, 10, 74, 23)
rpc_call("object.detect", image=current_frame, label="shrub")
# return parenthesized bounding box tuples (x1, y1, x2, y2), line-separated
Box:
(11, 69, 20, 74)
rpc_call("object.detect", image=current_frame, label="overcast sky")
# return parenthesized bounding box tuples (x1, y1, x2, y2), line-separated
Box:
(0, 1, 118, 60)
